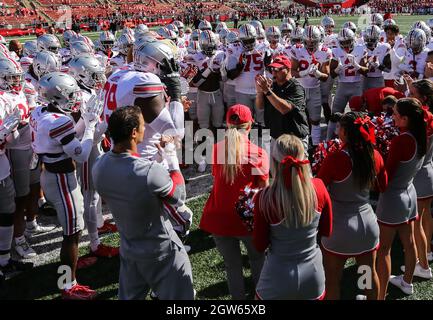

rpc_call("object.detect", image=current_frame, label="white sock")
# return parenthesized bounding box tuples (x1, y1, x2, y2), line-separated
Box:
(89, 232, 100, 252)
(38, 197, 47, 208)
(311, 124, 322, 146)
(0, 253, 10, 267)
(64, 279, 78, 290)
(26, 219, 37, 230)
(15, 235, 26, 245)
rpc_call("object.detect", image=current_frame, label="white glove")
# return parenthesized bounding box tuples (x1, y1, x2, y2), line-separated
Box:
(347, 54, 361, 70)
(209, 55, 222, 72)
(390, 47, 403, 64)
(299, 64, 314, 77)
(0, 109, 20, 143)
(176, 204, 193, 237)
(312, 65, 324, 79)
(398, 63, 414, 74)
(158, 141, 180, 171)
(368, 57, 380, 70)
(81, 93, 103, 128)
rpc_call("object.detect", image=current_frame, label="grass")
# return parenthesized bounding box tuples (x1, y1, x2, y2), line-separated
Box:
(2, 193, 433, 300)
(6, 14, 432, 43)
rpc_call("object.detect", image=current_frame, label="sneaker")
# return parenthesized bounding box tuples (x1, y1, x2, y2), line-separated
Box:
(389, 275, 414, 295)
(90, 244, 119, 258)
(97, 220, 118, 235)
(400, 263, 433, 279)
(24, 223, 56, 238)
(15, 239, 37, 259)
(197, 158, 206, 173)
(428, 252, 433, 262)
(184, 244, 191, 253)
(77, 256, 98, 270)
(356, 294, 367, 300)
(0, 259, 33, 277)
(38, 202, 57, 216)
(62, 283, 97, 300)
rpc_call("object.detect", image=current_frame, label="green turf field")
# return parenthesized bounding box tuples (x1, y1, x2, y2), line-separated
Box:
(6, 14, 432, 43)
(2, 193, 433, 300)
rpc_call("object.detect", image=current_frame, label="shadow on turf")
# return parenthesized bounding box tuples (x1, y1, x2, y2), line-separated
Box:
(0, 256, 120, 300)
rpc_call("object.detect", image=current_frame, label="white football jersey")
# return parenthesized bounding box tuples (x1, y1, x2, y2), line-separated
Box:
(267, 42, 285, 58)
(0, 95, 13, 180)
(30, 106, 75, 163)
(283, 43, 303, 60)
(384, 35, 406, 80)
(235, 47, 266, 94)
(224, 43, 243, 85)
(332, 45, 367, 83)
(293, 45, 332, 88)
(400, 47, 429, 79)
(4, 90, 31, 150)
(102, 69, 174, 160)
(324, 33, 338, 49)
(365, 42, 391, 77)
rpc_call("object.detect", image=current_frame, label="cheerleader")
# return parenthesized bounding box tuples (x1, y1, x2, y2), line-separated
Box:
(376, 98, 427, 299)
(410, 79, 433, 273)
(318, 112, 388, 300)
(253, 134, 333, 300)
(199, 104, 269, 300)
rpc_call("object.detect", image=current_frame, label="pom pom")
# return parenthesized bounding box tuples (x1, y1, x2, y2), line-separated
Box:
(235, 183, 260, 232)
(311, 138, 342, 176)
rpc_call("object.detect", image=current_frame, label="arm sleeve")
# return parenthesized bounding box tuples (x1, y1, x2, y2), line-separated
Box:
(147, 162, 186, 207)
(61, 125, 96, 163)
(252, 191, 270, 252)
(385, 134, 415, 183)
(314, 178, 333, 237)
(374, 150, 388, 193)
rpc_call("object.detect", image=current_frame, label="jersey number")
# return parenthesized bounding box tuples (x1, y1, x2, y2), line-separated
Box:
(103, 82, 118, 111)
(244, 53, 263, 72)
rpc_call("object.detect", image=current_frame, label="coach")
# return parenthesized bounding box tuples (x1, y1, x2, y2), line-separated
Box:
(92, 106, 194, 300)
(255, 55, 309, 152)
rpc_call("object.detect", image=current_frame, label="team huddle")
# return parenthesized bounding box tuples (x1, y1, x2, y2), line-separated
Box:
(0, 12, 433, 300)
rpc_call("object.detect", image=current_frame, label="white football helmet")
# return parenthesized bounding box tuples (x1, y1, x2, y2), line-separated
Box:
(191, 29, 202, 41)
(115, 33, 135, 56)
(371, 13, 384, 28)
(63, 30, 77, 48)
(215, 22, 227, 34)
(343, 21, 357, 34)
(70, 41, 94, 59)
(199, 30, 218, 57)
(32, 51, 61, 79)
(133, 39, 174, 75)
(166, 24, 179, 35)
(266, 26, 281, 44)
(321, 16, 335, 34)
(364, 25, 381, 50)
(238, 24, 257, 51)
(427, 18, 433, 37)
(37, 34, 61, 54)
(99, 31, 115, 52)
(405, 28, 426, 55)
(291, 26, 304, 45)
(226, 31, 239, 44)
(68, 55, 106, 90)
(187, 40, 201, 55)
(413, 21, 431, 43)
(23, 40, 37, 57)
(135, 24, 149, 37)
(303, 25, 321, 52)
(0, 57, 25, 93)
(280, 22, 293, 39)
(218, 28, 230, 45)
(338, 28, 356, 53)
(198, 20, 212, 31)
(38, 72, 82, 114)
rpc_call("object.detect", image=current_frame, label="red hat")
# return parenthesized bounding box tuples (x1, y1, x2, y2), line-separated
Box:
(226, 104, 254, 125)
(268, 55, 292, 69)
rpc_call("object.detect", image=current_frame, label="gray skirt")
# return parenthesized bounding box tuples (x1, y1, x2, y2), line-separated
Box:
(256, 250, 325, 300)
(321, 203, 379, 256)
(376, 184, 418, 226)
(413, 162, 433, 199)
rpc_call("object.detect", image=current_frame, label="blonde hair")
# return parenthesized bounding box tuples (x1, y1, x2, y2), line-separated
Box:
(259, 134, 317, 228)
(221, 122, 251, 185)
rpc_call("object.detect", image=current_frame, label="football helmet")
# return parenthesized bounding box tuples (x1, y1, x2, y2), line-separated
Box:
(280, 22, 293, 38)
(134, 39, 175, 75)
(199, 30, 218, 57)
(338, 28, 356, 53)
(412, 21, 431, 43)
(32, 51, 61, 79)
(198, 20, 212, 31)
(238, 24, 257, 51)
(215, 22, 227, 34)
(68, 55, 106, 90)
(364, 25, 381, 50)
(371, 13, 384, 28)
(321, 16, 335, 34)
(99, 31, 115, 52)
(0, 57, 25, 93)
(70, 41, 94, 58)
(343, 21, 357, 34)
(23, 40, 37, 57)
(115, 33, 135, 56)
(266, 26, 281, 44)
(63, 30, 77, 48)
(37, 34, 61, 54)
(303, 25, 321, 52)
(291, 26, 304, 45)
(405, 28, 426, 55)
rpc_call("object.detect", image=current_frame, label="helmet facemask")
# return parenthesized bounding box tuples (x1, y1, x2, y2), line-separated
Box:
(339, 39, 354, 53)
(365, 36, 378, 50)
(2, 72, 24, 94)
(54, 89, 82, 114)
(304, 39, 319, 53)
